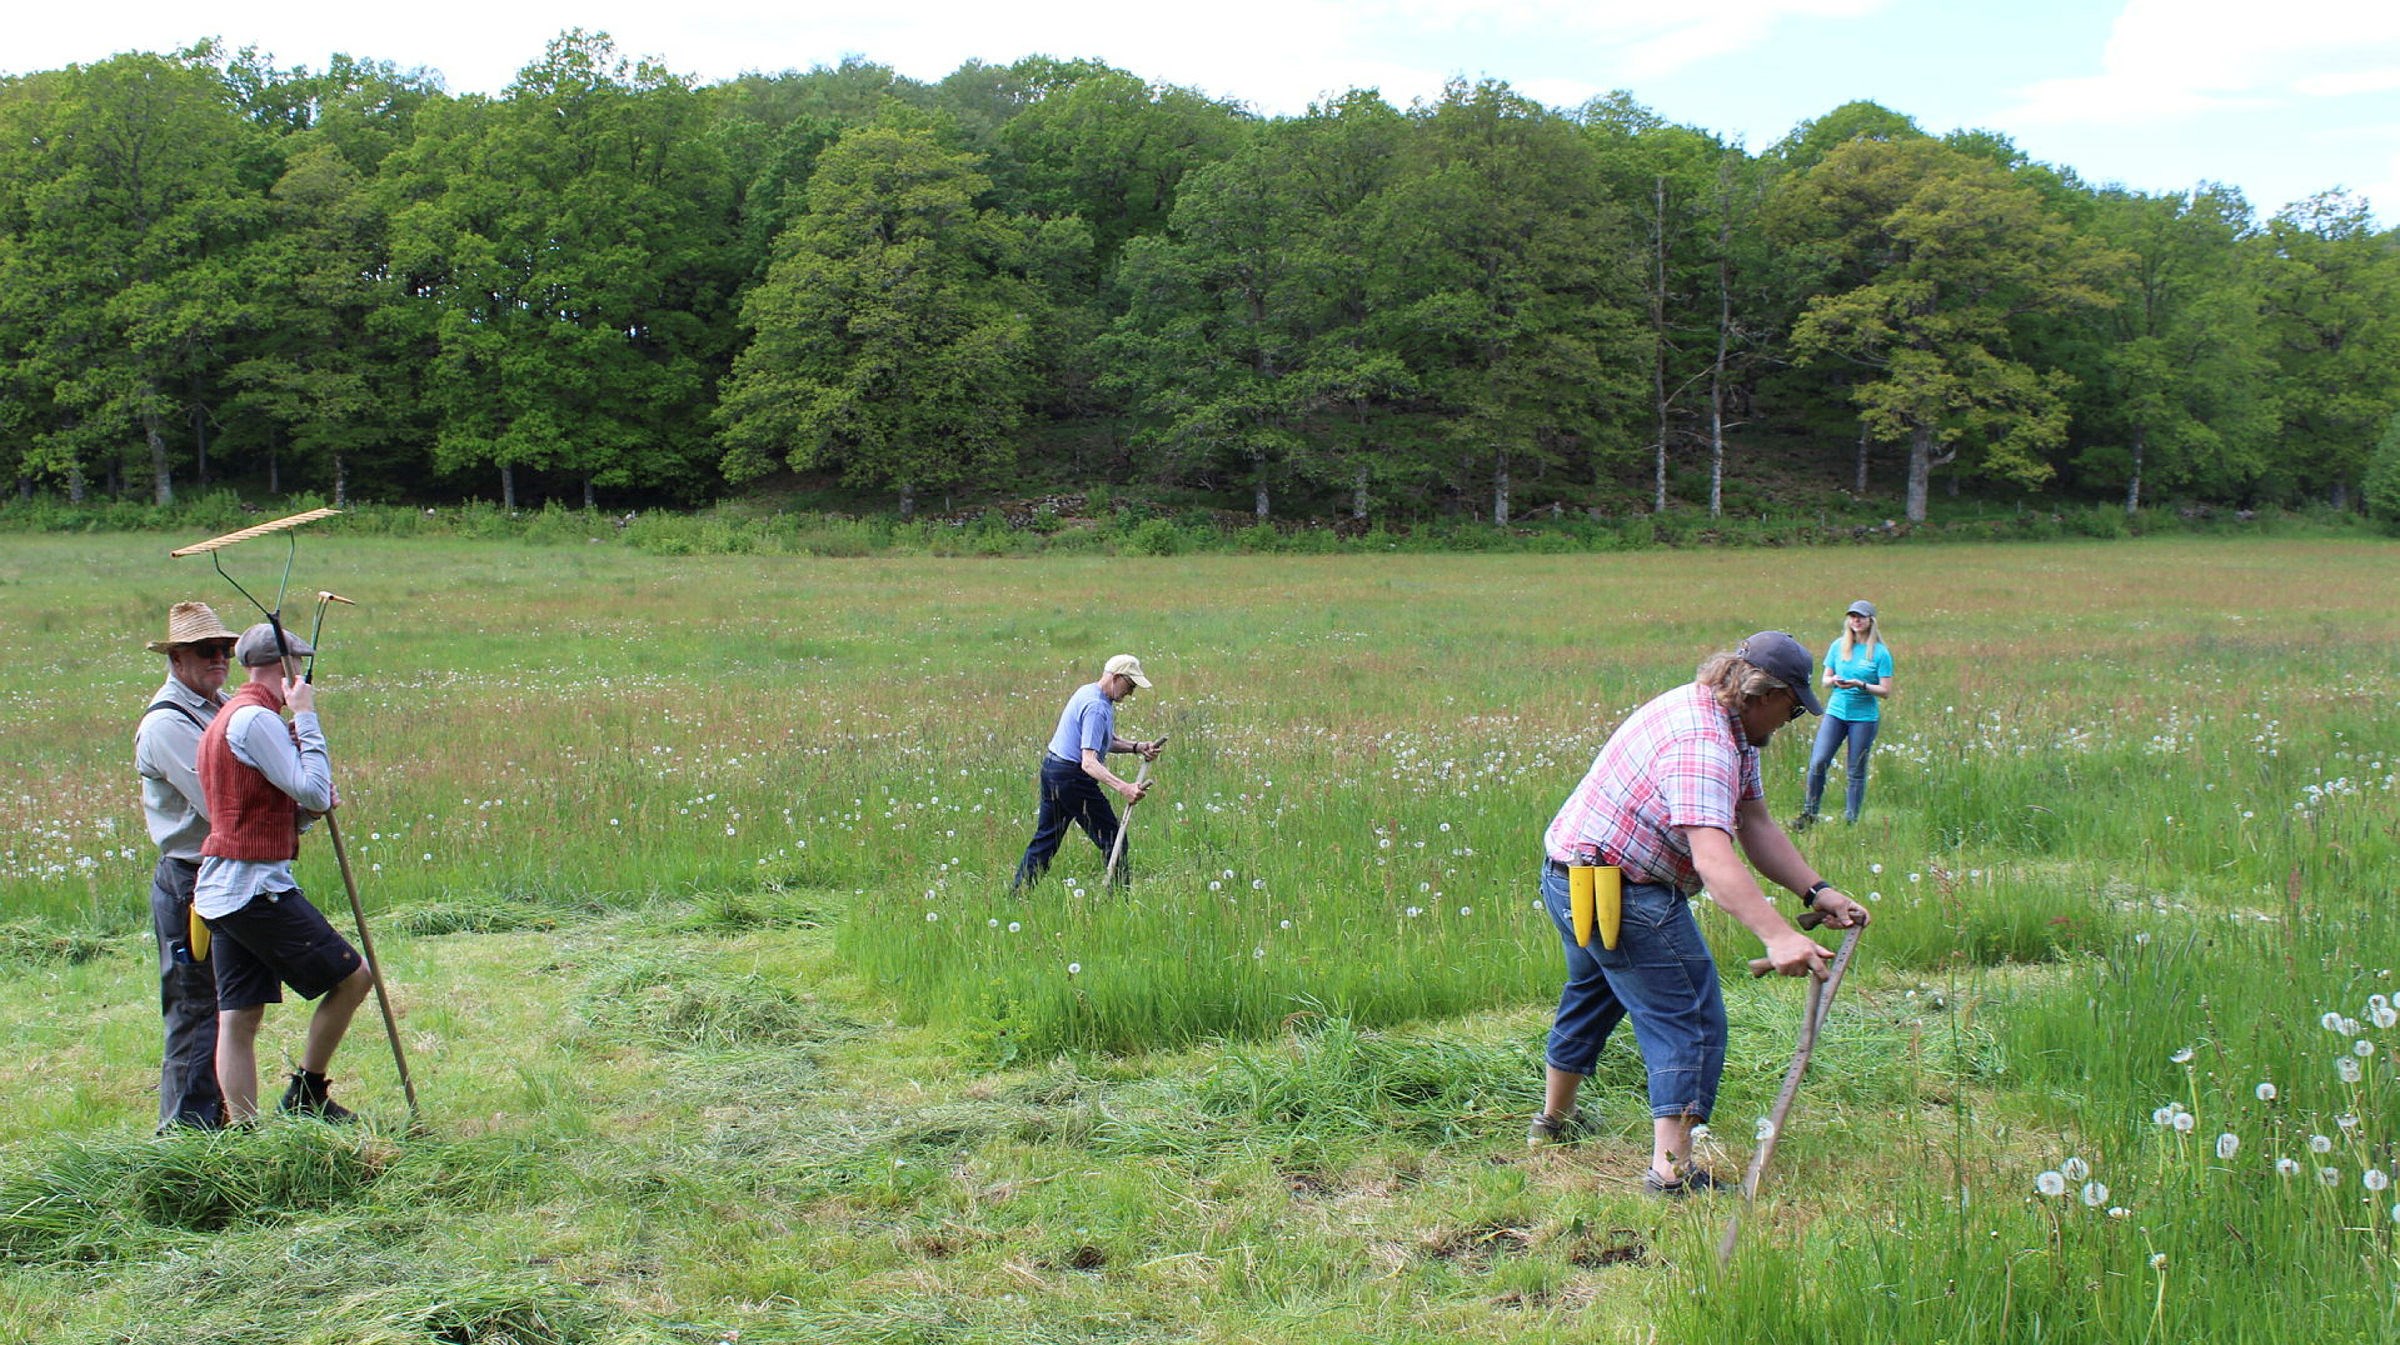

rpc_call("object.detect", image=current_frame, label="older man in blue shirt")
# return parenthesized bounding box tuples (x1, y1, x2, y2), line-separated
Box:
(1011, 654, 1165, 890)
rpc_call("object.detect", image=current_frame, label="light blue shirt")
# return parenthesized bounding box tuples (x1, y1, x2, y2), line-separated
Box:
(1823, 640, 1894, 722)
(193, 704, 333, 919)
(1043, 682, 1116, 763)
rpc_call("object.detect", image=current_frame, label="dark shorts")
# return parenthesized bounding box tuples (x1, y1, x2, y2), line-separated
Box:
(205, 889, 363, 1010)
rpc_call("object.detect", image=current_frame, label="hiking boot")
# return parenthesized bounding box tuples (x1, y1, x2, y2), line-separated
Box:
(1526, 1107, 1596, 1149)
(1644, 1165, 1732, 1199)
(278, 1070, 357, 1123)
(1788, 811, 1820, 833)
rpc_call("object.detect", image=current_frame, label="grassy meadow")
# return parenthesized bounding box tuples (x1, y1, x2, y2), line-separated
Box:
(1, 531, 2396, 1343)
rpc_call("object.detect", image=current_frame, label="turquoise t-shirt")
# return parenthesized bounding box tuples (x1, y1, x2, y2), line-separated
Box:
(1823, 640, 1894, 722)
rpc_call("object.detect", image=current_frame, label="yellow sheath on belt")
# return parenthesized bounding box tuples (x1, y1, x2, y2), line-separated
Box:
(1593, 865, 1622, 950)
(188, 906, 211, 963)
(1569, 865, 1596, 947)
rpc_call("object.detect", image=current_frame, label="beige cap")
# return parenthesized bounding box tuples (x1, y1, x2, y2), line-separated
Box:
(147, 601, 240, 654)
(1103, 653, 1152, 688)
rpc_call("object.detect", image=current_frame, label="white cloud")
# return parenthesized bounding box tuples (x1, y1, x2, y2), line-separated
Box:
(2003, 0, 2400, 127)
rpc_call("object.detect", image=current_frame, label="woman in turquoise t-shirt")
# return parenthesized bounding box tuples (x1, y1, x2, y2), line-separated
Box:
(1798, 600, 1895, 826)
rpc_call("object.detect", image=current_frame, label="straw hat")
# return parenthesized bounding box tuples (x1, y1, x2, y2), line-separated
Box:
(146, 601, 239, 654)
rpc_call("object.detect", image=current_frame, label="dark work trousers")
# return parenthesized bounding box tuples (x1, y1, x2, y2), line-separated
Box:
(150, 855, 223, 1129)
(1011, 754, 1124, 890)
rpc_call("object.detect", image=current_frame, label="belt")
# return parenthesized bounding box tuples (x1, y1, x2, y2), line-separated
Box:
(1546, 855, 1669, 890)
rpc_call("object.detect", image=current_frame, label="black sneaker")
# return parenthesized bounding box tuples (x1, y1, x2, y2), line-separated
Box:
(1526, 1107, 1597, 1149)
(1788, 812, 1820, 833)
(278, 1070, 358, 1123)
(1643, 1166, 1732, 1198)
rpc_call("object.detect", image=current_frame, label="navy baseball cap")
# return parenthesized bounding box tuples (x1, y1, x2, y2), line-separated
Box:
(1736, 630, 1822, 716)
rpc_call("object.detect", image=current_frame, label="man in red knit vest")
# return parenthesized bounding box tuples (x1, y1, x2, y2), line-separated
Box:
(195, 623, 372, 1123)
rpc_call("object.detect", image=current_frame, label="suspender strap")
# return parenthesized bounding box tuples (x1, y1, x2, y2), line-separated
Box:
(142, 700, 206, 732)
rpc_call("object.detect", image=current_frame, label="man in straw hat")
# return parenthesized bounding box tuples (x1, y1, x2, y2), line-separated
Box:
(194, 622, 372, 1123)
(134, 602, 240, 1129)
(1010, 654, 1165, 890)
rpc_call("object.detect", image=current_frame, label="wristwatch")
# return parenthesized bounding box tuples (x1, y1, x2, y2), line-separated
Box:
(1804, 880, 1833, 909)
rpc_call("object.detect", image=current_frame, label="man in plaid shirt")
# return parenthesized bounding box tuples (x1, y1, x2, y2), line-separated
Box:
(1528, 630, 1870, 1196)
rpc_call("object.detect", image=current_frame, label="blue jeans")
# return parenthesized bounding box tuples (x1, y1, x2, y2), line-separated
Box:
(1803, 713, 1881, 822)
(1011, 755, 1124, 889)
(1540, 862, 1725, 1120)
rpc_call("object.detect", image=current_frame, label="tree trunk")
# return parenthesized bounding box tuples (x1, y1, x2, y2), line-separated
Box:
(68, 465, 87, 504)
(1708, 243, 1732, 519)
(501, 464, 517, 511)
(14, 474, 28, 502)
(1492, 451, 1511, 527)
(1854, 425, 1870, 495)
(2125, 426, 2144, 516)
(1254, 480, 1269, 520)
(584, 476, 596, 510)
(1651, 175, 1669, 514)
(898, 481, 915, 520)
(190, 373, 209, 490)
(1352, 466, 1369, 522)
(1905, 423, 1935, 523)
(143, 403, 174, 506)
(268, 446, 280, 495)
(333, 454, 348, 509)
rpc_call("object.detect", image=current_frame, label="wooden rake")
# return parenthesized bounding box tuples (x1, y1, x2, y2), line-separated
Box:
(1719, 912, 1864, 1269)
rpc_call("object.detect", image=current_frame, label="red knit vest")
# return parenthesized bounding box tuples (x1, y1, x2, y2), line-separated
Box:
(198, 680, 302, 862)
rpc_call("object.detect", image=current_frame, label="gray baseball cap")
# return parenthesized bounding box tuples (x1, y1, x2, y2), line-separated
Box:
(1846, 599, 1878, 619)
(233, 622, 315, 667)
(1736, 630, 1822, 716)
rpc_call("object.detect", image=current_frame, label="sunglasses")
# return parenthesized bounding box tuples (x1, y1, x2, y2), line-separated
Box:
(1784, 693, 1807, 723)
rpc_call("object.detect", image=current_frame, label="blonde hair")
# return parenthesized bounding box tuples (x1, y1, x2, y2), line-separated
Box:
(1694, 652, 1787, 712)
(1837, 611, 1887, 661)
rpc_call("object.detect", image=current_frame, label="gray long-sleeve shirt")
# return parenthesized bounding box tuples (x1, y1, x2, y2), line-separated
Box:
(133, 677, 225, 861)
(193, 703, 333, 920)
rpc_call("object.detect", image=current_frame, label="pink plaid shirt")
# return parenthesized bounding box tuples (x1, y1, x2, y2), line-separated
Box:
(1544, 681, 1764, 893)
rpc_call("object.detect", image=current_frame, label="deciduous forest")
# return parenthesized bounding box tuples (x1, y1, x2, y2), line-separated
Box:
(5, 31, 2397, 524)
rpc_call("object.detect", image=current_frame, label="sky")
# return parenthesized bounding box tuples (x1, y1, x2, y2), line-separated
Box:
(9, 0, 2399, 225)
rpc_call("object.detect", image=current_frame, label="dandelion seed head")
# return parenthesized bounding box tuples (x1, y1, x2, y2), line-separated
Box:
(1459, 905, 1473, 916)
(2278, 1157, 2303, 1177)
(2323, 1011, 2345, 1032)
(1870, 863, 1883, 875)
(1757, 1118, 1777, 1142)
(1252, 878, 1265, 890)
(2171, 1047, 2194, 1064)
(2035, 1170, 2067, 1197)
(2318, 1166, 2342, 1186)
(2152, 1106, 2176, 1126)
(2337, 1057, 2364, 1083)
(2310, 1134, 2334, 1154)
(2172, 1112, 2196, 1133)
(2216, 1133, 2240, 1160)
(2355, 1039, 2375, 1057)
(1007, 921, 1021, 934)
(1066, 962, 1080, 975)
(2149, 1252, 2167, 1270)
(2061, 1157, 2090, 1181)
(2363, 1169, 2391, 1193)
(988, 918, 1000, 928)
(924, 911, 939, 922)
(2082, 1181, 2108, 1206)
(2256, 1082, 2279, 1102)
(2108, 1206, 2129, 1218)
(1279, 919, 1291, 929)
